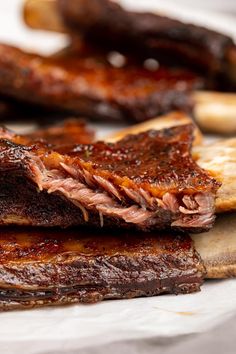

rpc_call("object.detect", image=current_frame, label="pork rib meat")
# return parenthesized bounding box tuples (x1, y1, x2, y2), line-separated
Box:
(0, 226, 205, 310)
(0, 124, 219, 231)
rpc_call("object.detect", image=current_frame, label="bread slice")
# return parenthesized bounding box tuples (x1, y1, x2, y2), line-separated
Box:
(192, 213, 236, 278)
(194, 138, 236, 212)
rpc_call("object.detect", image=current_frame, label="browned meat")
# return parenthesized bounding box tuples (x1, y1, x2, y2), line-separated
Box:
(0, 119, 94, 152)
(0, 226, 205, 310)
(58, 0, 235, 82)
(25, 119, 95, 146)
(0, 124, 219, 231)
(0, 43, 203, 122)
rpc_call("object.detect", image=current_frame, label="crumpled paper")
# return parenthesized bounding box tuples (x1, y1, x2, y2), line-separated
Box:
(1, 280, 236, 354)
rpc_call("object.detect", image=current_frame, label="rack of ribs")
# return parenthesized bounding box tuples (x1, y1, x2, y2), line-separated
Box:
(57, 0, 236, 85)
(0, 43, 203, 122)
(0, 226, 205, 310)
(0, 123, 219, 231)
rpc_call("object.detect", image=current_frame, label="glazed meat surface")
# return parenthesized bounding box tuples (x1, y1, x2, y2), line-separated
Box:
(0, 124, 219, 231)
(58, 0, 235, 79)
(24, 118, 95, 146)
(0, 227, 205, 310)
(0, 43, 203, 122)
(0, 118, 94, 150)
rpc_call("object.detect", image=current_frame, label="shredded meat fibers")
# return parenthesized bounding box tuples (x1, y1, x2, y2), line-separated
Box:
(0, 124, 220, 231)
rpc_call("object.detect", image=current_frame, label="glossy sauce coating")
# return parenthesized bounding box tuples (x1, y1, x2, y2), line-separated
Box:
(0, 124, 219, 231)
(0, 43, 202, 122)
(0, 227, 205, 310)
(64, 124, 219, 195)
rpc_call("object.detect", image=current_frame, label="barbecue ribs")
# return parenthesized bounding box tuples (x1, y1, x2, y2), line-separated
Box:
(58, 0, 236, 84)
(0, 226, 205, 310)
(0, 43, 203, 122)
(24, 118, 95, 146)
(0, 124, 219, 231)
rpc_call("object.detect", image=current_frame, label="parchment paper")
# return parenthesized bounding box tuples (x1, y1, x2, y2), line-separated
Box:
(1, 280, 236, 354)
(0, 2, 236, 354)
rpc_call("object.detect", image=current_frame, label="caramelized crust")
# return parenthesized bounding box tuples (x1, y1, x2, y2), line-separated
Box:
(0, 118, 94, 153)
(0, 227, 205, 310)
(0, 43, 202, 122)
(25, 118, 95, 146)
(0, 124, 219, 231)
(63, 125, 217, 194)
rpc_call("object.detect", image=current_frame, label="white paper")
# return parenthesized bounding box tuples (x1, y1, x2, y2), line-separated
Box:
(0, 2, 236, 354)
(1, 280, 236, 354)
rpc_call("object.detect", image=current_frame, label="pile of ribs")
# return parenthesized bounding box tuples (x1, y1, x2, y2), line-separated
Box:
(0, 0, 235, 311)
(0, 123, 218, 231)
(0, 43, 203, 122)
(0, 0, 236, 122)
(0, 118, 220, 310)
(58, 0, 236, 85)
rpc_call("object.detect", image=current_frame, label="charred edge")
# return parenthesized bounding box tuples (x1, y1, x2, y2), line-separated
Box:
(0, 276, 203, 304)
